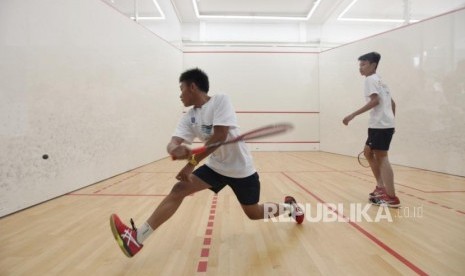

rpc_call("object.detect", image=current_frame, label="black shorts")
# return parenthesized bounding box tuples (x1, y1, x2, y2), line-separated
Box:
(193, 165, 260, 205)
(366, 128, 395, 151)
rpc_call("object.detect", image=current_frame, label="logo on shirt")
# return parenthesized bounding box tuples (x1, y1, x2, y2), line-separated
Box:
(201, 124, 213, 135)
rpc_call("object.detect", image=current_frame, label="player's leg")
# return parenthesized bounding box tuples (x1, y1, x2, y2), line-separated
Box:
(366, 129, 385, 198)
(146, 174, 211, 231)
(369, 128, 400, 207)
(240, 199, 304, 224)
(365, 144, 384, 188)
(372, 150, 395, 196)
(230, 172, 304, 224)
(370, 149, 400, 207)
(110, 171, 212, 257)
(241, 203, 282, 220)
(370, 128, 395, 197)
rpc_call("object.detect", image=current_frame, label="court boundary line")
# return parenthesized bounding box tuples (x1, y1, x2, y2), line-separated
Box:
(67, 193, 170, 197)
(282, 172, 428, 276)
(197, 194, 218, 273)
(284, 152, 465, 214)
(354, 171, 465, 193)
(92, 172, 141, 194)
(347, 172, 465, 215)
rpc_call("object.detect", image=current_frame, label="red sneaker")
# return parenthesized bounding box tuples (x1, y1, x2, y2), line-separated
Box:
(110, 214, 143, 257)
(369, 194, 401, 208)
(369, 186, 385, 199)
(284, 196, 304, 224)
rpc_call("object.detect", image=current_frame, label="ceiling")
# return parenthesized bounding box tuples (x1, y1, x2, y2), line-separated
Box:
(104, 0, 465, 46)
(105, 0, 465, 22)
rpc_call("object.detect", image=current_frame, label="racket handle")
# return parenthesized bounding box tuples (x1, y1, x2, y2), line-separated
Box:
(191, 146, 207, 155)
(171, 146, 207, 161)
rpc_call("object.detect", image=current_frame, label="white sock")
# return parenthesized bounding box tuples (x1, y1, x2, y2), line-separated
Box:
(136, 222, 153, 244)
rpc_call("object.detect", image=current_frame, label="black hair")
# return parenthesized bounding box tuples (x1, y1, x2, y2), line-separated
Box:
(358, 52, 381, 68)
(179, 68, 209, 93)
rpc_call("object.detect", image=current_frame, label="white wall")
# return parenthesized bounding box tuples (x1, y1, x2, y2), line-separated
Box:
(180, 21, 387, 51)
(187, 22, 304, 43)
(135, 0, 183, 48)
(1, 2, 463, 217)
(0, 0, 183, 216)
(183, 51, 320, 151)
(319, 21, 399, 46)
(320, 8, 465, 176)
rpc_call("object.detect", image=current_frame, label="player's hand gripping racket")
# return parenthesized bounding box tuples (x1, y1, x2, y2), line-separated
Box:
(357, 150, 370, 168)
(174, 123, 293, 159)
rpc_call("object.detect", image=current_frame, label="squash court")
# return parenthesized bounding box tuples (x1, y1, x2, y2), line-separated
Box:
(1, 152, 464, 275)
(2, 0, 465, 275)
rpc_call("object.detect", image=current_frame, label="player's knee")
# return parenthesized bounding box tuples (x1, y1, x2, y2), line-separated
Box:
(243, 206, 262, 220)
(245, 212, 261, 220)
(364, 148, 373, 160)
(170, 182, 190, 199)
(364, 151, 372, 160)
(373, 151, 387, 160)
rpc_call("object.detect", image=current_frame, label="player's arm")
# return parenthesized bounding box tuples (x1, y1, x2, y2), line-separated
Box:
(175, 125, 229, 182)
(167, 136, 190, 160)
(352, 94, 380, 116)
(343, 94, 379, 125)
(193, 125, 229, 163)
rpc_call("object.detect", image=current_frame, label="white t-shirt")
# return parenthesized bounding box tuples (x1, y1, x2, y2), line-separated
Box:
(173, 94, 256, 178)
(364, 74, 395, 128)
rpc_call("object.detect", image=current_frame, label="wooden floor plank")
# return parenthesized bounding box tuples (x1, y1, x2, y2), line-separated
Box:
(1, 152, 464, 275)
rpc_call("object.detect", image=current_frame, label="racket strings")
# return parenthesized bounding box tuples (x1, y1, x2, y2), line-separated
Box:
(358, 151, 370, 168)
(189, 123, 293, 155)
(241, 124, 293, 141)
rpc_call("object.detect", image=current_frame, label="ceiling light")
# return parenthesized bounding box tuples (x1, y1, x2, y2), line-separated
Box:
(192, 0, 323, 21)
(152, 0, 165, 19)
(132, 0, 165, 20)
(337, 0, 419, 23)
(130, 16, 165, 20)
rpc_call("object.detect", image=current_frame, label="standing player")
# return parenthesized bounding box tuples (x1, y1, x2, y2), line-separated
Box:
(343, 52, 400, 208)
(110, 68, 304, 257)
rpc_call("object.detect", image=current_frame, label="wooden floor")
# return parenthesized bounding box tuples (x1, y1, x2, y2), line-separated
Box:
(1, 152, 465, 276)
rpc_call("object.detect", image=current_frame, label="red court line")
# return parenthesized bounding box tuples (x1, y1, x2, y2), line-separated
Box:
(203, 238, 211, 245)
(184, 51, 318, 54)
(236, 111, 319, 114)
(396, 183, 465, 193)
(197, 194, 218, 273)
(183, 110, 319, 114)
(93, 172, 141, 194)
(287, 153, 464, 193)
(355, 171, 465, 193)
(67, 193, 169, 197)
(193, 141, 319, 144)
(286, 153, 464, 214)
(201, 248, 209, 257)
(282, 172, 429, 276)
(347, 172, 464, 215)
(197, 261, 208, 273)
(250, 141, 320, 144)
